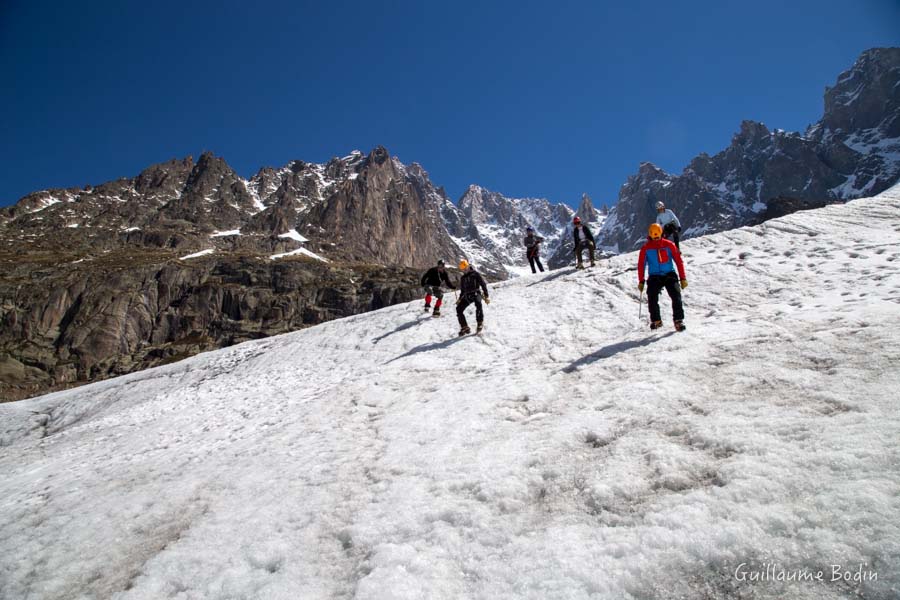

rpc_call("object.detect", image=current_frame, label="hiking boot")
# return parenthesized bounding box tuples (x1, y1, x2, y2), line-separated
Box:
(674, 320, 686, 332)
(590, 261, 595, 267)
(423, 304, 431, 311)
(432, 307, 441, 317)
(458, 326, 471, 337)
(476, 322, 483, 334)
(650, 320, 663, 330)
(575, 262, 585, 270)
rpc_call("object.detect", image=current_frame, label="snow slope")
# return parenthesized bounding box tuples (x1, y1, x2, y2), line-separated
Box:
(2, 186, 900, 599)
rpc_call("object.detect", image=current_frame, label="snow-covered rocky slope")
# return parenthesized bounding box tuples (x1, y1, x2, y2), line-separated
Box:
(600, 47, 900, 254)
(2, 185, 900, 600)
(451, 185, 575, 277)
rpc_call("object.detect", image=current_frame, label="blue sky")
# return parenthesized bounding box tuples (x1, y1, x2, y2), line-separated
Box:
(2, 0, 898, 209)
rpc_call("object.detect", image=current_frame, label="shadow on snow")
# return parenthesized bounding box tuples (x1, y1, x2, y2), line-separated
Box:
(526, 267, 578, 287)
(561, 332, 675, 373)
(385, 336, 468, 363)
(372, 314, 429, 345)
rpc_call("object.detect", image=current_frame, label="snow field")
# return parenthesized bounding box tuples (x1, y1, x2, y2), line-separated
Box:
(178, 248, 216, 260)
(269, 247, 329, 262)
(1, 186, 900, 599)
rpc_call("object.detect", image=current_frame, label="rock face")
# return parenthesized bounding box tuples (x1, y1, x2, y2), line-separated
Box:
(546, 193, 608, 269)
(1, 147, 467, 269)
(806, 47, 900, 196)
(452, 185, 575, 275)
(0, 252, 421, 401)
(600, 47, 900, 252)
(301, 149, 462, 269)
(0, 147, 484, 400)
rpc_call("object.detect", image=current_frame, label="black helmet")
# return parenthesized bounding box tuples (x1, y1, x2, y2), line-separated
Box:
(526, 226, 534, 232)
(437, 259, 445, 267)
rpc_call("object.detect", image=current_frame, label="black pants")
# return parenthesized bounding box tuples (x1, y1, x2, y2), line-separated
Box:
(528, 253, 544, 273)
(575, 241, 595, 265)
(456, 294, 483, 327)
(647, 272, 684, 322)
(664, 228, 680, 250)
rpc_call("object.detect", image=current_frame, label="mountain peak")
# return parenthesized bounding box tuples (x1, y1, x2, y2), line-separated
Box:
(637, 162, 666, 176)
(634, 163, 673, 186)
(366, 146, 390, 165)
(575, 193, 597, 223)
(735, 120, 771, 143)
(134, 156, 195, 195)
(820, 47, 900, 134)
(196, 150, 220, 166)
(851, 46, 900, 72)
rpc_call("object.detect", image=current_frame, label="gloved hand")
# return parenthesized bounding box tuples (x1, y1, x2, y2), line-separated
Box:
(680, 279, 688, 290)
(638, 282, 644, 293)
(484, 297, 491, 305)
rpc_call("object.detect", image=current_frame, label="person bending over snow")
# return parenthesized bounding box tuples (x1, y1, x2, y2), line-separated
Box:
(420, 259, 456, 317)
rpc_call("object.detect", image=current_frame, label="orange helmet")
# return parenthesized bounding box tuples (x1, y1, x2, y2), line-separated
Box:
(648, 223, 663, 240)
(459, 259, 470, 271)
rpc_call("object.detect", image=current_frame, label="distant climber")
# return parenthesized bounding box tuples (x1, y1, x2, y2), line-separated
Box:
(572, 216, 595, 269)
(638, 223, 688, 331)
(420, 259, 456, 317)
(655, 201, 682, 250)
(456, 259, 490, 336)
(524, 226, 545, 273)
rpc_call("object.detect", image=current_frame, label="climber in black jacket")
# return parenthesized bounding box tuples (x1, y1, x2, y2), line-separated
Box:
(420, 259, 456, 317)
(572, 216, 595, 269)
(456, 259, 489, 335)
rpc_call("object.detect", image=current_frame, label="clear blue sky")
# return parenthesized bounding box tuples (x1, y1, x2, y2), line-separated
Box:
(2, 0, 898, 209)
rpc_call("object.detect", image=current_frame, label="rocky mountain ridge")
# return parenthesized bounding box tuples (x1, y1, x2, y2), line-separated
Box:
(0, 147, 587, 400)
(3, 146, 594, 278)
(450, 185, 580, 275)
(600, 47, 900, 251)
(2, 148, 466, 271)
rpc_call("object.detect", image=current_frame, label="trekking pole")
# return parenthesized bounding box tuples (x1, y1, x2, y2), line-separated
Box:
(638, 289, 643, 321)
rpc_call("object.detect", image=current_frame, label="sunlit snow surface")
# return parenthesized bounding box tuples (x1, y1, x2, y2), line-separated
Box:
(278, 229, 309, 243)
(2, 186, 900, 599)
(269, 247, 329, 262)
(178, 248, 215, 260)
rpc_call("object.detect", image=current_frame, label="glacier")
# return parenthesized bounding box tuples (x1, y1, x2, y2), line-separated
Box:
(1, 185, 899, 599)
